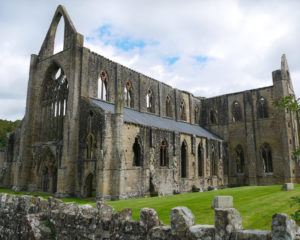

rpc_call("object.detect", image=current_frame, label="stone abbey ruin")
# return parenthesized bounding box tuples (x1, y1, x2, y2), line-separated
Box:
(0, 5, 299, 200)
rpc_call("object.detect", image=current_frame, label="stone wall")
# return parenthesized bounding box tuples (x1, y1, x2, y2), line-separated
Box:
(0, 194, 299, 240)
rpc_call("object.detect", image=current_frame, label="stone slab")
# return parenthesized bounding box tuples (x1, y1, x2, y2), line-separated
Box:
(212, 196, 233, 209)
(282, 183, 294, 191)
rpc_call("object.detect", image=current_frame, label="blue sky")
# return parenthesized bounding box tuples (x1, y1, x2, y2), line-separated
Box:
(1, 0, 300, 120)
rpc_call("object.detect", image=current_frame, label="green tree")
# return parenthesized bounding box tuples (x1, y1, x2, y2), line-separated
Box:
(0, 119, 21, 150)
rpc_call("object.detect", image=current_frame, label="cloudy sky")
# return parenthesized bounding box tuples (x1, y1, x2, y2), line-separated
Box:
(1, 0, 300, 120)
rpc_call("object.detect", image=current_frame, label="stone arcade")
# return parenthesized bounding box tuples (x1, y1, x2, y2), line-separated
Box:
(0, 5, 299, 199)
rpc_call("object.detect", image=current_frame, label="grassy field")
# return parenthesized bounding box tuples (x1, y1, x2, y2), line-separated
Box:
(0, 185, 299, 230)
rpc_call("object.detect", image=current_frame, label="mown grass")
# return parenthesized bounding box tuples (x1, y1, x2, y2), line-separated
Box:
(0, 185, 299, 230)
(107, 185, 300, 230)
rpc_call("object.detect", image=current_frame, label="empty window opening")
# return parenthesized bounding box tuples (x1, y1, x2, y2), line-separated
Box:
(54, 102, 58, 117)
(84, 174, 94, 198)
(58, 101, 61, 116)
(258, 97, 269, 118)
(181, 141, 187, 178)
(41, 65, 68, 141)
(133, 137, 142, 166)
(53, 16, 65, 54)
(198, 143, 204, 177)
(180, 101, 187, 121)
(98, 71, 108, 101)
(232, 101, 242, 122)
(146, 89, 154, 113)
(261, 143, 273, 173)
(63, 99, 67, 116)
(166, 96, 172, 117)
(211, 144, 218, 176)
(124, 81, 134, 108)
(235, 145, 245, 174)
(160, 139, 168, 166)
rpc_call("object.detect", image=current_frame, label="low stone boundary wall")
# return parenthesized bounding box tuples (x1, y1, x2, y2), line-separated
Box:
(0, 194, 299, 239)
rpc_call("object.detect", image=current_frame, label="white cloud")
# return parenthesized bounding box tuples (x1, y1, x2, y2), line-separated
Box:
(1, 0, 300, 120)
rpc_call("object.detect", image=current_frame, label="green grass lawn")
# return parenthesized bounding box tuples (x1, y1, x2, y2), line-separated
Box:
(107, 185, 300, 230)
(0, 185, 299, 230)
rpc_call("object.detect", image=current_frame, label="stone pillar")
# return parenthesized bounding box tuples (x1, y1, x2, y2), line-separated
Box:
(14, 54, 38, 190)
(110, 64, 125, 199)
(213, 196, 243, 240)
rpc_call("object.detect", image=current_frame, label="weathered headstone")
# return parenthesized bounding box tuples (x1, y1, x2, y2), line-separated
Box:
(212, 196, 233, 209)
(282, 183, 294, 191)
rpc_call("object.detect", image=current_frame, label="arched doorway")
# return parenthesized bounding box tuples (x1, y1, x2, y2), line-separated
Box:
(84, 174, 94, 198)
(181, 141, 187, 178)
(198, 143, 204, 177)
(39, 148, 58, 194)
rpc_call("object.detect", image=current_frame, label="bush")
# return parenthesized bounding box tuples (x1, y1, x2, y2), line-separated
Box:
(290, 196, 300, 224)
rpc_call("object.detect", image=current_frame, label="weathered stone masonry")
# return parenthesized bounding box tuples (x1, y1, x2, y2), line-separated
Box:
(0, 193, 299, 240)
(0, 5, 299, 199)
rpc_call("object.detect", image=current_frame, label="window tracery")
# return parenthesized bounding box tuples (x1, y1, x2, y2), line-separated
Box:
(124, 81, 134, 108)
(160, 139, 168, 166)
(261, 143, 273, 173)
(98, 71, 108, 101)
(258, 97, 268, 118)
(180, 100, 187, 121)
(146, 89, 154, 113)
(232, 101, 242, 122)
(41, 66, 68, 141)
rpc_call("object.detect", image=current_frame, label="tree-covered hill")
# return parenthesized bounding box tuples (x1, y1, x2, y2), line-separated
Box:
(0, 119, 21, 149)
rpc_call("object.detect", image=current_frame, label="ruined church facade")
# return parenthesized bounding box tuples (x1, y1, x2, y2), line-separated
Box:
(0, 6, 299, 199)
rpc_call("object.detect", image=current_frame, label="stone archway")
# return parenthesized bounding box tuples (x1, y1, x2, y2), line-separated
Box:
(39, 147, 58, 194)
(84, 173, 94, 198)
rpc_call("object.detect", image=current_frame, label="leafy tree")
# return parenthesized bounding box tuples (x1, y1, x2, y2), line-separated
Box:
(0, 119, 21, 150)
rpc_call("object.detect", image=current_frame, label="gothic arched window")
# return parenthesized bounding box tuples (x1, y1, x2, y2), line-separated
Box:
(198, 143, 204, 177)
(98, 71, 108, 101)
(258, 97, 268, 118)
(232, 101, 242, 122)
(124, 81, 134, 108)
(181, 141, 188, 178)
(133, 137, 143, 166)
(41, 65, 68, 141)
(160, 139, 168, 166)
(146, 89, 154, 113)
(211, 144, 218, 176)
(166, 96, 172, 117)
(210, 109, 217, 124)
(235, 145, 244, 174)
(261, 143, 273, 173)
(180, 100, 187, 121)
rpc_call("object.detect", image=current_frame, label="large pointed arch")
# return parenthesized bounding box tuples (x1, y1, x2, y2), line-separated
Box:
(41, 62, 68, 141)
(39, 5, 82, 59)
